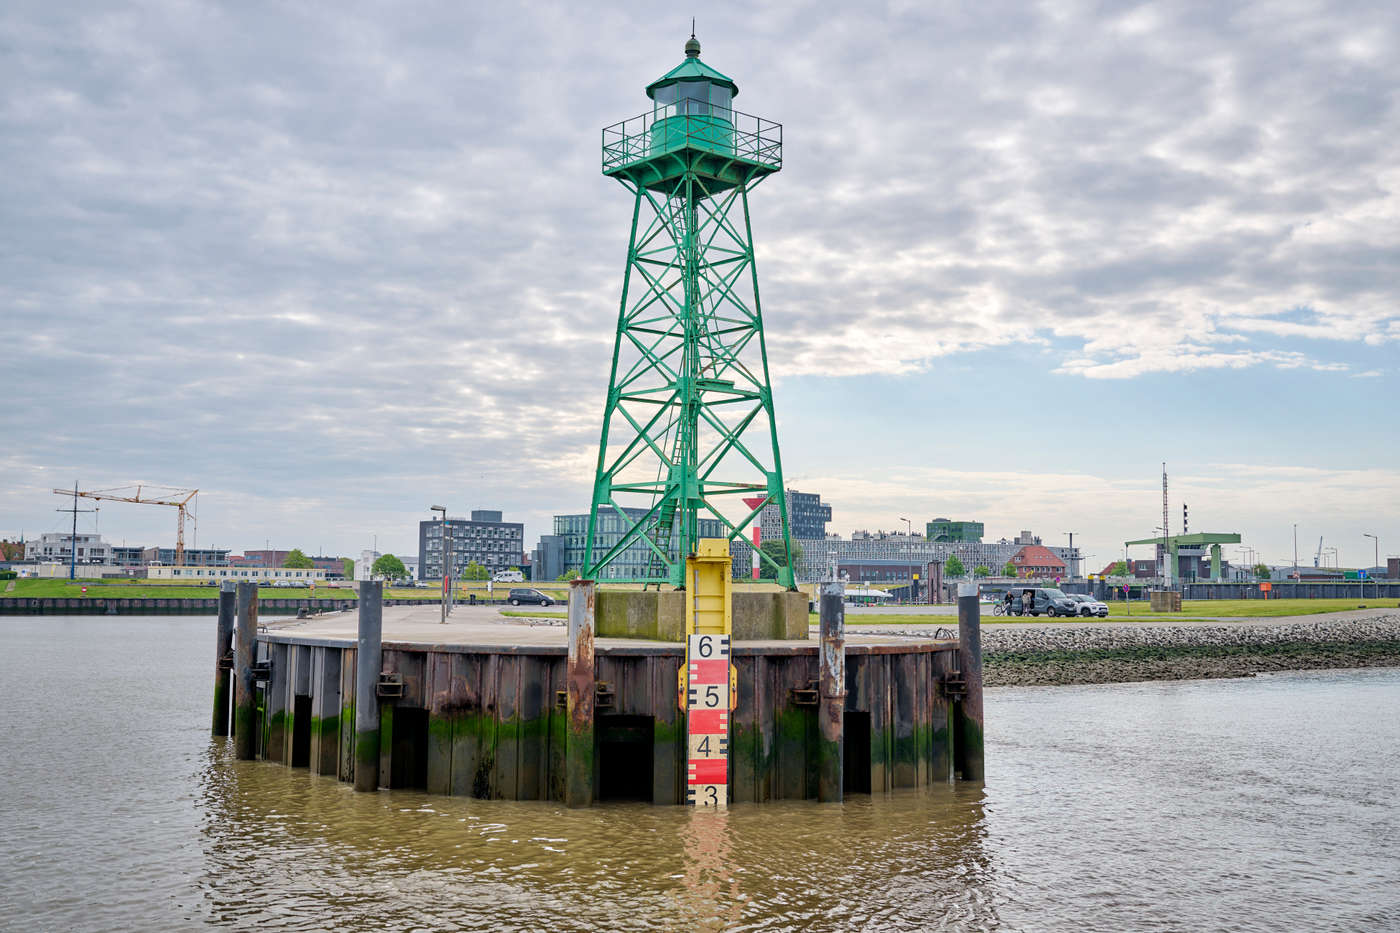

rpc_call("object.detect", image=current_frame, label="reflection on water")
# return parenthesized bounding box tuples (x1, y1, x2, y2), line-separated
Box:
(199, 748, 995, 930)
(2, 618, 1399, 931)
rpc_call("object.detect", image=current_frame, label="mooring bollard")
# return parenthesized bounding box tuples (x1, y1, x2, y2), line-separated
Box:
(954, 582, 985, 781)
(233, 581, 259, 760)
(354, 581, 383, 792)
(818, 581, 846, 802)
(565, 578, 596, 808)
(211, 581, 236, 736)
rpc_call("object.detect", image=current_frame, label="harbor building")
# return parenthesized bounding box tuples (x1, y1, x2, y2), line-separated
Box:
(147, 565, 326, 582)
(142, 546, 230, 567)
(22, 535, 232, 569)
(419, 511, 524, 580)
(925, 519, 984, 543)
(111, 545, 145, 564)
(354, 551, 420, 581)
(758, 489, 832, 541)
(1009, 545, 1066, 579)
(25, 532, 113, 565)
(553, 508, 750, 580)
(531, 534, 567, 581)
(232, 550, 348, 577)
(793, 536, 1079, 585)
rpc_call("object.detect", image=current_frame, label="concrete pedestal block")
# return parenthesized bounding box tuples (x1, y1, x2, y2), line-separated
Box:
(592, 589, 808, 641)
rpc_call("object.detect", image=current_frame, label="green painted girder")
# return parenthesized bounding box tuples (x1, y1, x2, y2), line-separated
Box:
(585, 126, 794, 588)
(1124, 533, 1242, 547)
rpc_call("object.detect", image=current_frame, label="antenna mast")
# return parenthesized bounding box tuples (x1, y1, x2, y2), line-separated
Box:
(1161, 462, 1169, 583)
(55, 482, 97, 581)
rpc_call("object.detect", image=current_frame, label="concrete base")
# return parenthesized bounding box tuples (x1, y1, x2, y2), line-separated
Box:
(1149, 591, 1183, 612)
(594, 589, 808, 641)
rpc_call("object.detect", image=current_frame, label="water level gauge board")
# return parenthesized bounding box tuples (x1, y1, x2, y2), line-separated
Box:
(685, 633, 730, 808)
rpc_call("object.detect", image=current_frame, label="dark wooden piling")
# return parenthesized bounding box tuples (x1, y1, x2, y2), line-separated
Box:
(211, 581, 235, 736)
(309, 646, 342, 776)
(233, 581, 258, 760)
(354, 582, 383, 792)
(817, 583, 845, 802)
(265, 642, 290, 764)
(954, 582, 985, 781)
(565, 578, 595, 808)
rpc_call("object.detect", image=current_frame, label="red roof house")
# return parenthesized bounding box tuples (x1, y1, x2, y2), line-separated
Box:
(1010, 545, 1066, 579)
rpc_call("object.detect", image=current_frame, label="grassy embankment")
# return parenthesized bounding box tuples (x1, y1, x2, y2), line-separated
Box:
(2, 578, 353, 600)
(2, 578, 575, 602)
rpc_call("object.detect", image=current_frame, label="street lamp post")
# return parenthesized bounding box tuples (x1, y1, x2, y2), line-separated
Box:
(431, 504, 449, 623)
(899, 517, 914, 604)
(1364, 533, 1378, 599)
(1155, 525, 1166, 588)
(1292, 523, 1298, 583)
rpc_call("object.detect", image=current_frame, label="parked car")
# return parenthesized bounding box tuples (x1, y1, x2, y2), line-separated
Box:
(507, 588, 554, 607)
(1067, 593, 1109, 617)
(271, 580, 294, 588)
(1012, 587, 1079, 617)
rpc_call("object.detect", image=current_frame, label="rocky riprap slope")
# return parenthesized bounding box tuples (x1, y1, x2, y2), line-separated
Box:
(977, 615, 1400, 686)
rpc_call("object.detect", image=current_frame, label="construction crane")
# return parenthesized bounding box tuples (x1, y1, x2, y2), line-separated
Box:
(1314, 536, 1323, 568)
(51, 485, 198, 565)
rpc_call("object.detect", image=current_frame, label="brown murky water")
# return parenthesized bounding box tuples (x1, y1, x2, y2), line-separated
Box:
(2, 617, 1397, 931)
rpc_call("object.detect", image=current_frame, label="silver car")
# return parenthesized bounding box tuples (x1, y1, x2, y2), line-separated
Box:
(1067, 593, 1109, 617)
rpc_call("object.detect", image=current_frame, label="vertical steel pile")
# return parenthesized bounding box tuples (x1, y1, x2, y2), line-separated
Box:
(817, 581, 846, 802)
(354, 581, 383, 791)
(566, 578, 596, 807)
(233, 581, 258, 760)
(211, 581, 235, 736)
(954, 582, 984, 781)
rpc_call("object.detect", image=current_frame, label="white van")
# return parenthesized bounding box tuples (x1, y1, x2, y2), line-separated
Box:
(492, 570, 524, 583)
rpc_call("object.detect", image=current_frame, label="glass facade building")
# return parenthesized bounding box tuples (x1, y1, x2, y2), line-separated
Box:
(554, 508, 748, 581)
(925, 519, 984, 543)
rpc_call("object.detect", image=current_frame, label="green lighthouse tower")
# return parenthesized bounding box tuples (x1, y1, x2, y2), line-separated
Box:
(584, 35, 795, 587)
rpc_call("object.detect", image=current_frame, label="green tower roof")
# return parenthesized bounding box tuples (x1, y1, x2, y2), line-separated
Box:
(645, 36, 738, 100)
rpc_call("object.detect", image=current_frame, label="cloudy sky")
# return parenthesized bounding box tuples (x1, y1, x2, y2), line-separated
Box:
(3, 0, 1397, 571)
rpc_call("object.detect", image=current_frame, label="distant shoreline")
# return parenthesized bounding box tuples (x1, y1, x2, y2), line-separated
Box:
(981, 615, 1400, 687)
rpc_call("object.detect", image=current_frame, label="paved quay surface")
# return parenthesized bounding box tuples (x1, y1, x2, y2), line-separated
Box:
(262, 604, 951, 651)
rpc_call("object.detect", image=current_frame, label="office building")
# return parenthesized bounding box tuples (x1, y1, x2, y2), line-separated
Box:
(532, 535, 567, 582)
(419, 512, 524, 580)
(758, 489, 832, 542)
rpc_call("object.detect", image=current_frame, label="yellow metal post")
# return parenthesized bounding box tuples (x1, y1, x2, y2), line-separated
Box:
(686, 538, 733, 637)
(683, 539, 733, 807)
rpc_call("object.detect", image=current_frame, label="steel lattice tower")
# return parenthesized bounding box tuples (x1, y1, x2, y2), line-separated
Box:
(584, 35, 795, 587)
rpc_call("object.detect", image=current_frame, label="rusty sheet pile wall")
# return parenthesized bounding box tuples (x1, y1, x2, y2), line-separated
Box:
(244, 636, 966, 803)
